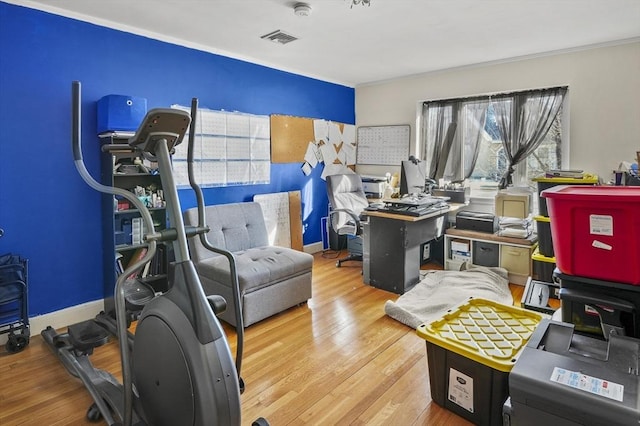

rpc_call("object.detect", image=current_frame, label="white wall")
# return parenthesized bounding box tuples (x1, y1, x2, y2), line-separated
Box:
(355, 41, 640, 183)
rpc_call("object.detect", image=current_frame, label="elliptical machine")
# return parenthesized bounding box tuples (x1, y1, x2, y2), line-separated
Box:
(42, 81, 266, 425)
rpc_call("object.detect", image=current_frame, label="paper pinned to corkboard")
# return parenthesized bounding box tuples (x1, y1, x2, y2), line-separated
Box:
(270, 114, 354, 167)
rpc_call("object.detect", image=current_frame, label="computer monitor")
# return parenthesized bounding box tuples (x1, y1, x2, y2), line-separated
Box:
(400, 159, 426, 196)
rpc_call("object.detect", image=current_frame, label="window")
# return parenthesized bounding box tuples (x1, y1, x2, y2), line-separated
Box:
(421, 87, 567, 198)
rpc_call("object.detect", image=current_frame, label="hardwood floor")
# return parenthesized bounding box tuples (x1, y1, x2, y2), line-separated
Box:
(0, 252, 532, 426)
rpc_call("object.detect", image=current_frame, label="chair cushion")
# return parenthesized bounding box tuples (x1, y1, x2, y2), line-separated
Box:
(336, 221, 358, 236)
(326, 174, 369, 233)
(195, 246, 313, 294)
(183, 202, 269, 263)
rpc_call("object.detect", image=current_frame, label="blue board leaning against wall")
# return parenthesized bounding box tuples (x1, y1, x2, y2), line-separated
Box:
(0, 2, 354, 317)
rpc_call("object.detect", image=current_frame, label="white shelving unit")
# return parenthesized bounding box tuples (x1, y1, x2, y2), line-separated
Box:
(444, 228, 538, 285)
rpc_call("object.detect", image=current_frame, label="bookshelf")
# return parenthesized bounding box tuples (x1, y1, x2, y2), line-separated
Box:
(100, 133, 171, 316)
(444, 228, 538, 285)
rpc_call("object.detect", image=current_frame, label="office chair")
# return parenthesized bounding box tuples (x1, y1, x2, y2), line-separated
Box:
(326, 173, 370, 267)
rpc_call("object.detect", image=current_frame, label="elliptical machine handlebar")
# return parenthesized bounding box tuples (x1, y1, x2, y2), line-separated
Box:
(72, 81, 160, 264)
(185, 98, 246, 389)
(72, 81, 162, 425)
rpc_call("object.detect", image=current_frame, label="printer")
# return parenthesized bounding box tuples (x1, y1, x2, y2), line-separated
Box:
(455, 211, 499, 234)
(432, 186, 470, 204)
(504, 319, 640, 425)
(361, 175, 387, 198)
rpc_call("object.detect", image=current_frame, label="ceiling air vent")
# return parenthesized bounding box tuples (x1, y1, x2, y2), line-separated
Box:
(260, 30, 298, 45)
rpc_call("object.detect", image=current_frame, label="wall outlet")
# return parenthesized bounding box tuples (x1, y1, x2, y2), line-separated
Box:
(423, 243, 431, 261)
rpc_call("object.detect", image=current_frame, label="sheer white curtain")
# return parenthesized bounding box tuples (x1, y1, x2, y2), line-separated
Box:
(461, 100, 490, 180)
(494, 87, 567, 188)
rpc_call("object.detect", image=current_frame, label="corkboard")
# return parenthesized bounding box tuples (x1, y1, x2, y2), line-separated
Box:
(288, 190, 303, 251)
(270, 114, 347, 164)
(270, 115, 315, 163)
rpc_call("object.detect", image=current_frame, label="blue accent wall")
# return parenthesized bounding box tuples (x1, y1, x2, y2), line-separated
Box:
(0, 3, 354, 316)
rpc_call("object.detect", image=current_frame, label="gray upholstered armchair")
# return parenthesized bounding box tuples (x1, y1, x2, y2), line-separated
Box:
(326, 173, 370, 267)
(183, 202, 313, 327)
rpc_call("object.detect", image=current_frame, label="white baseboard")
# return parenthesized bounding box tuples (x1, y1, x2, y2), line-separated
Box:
(304, 241, 324, 254)
(0, 299, 104, 345)
(2, 241, 324, 347)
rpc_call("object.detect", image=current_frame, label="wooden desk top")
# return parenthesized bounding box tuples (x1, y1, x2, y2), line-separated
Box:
(365, 205, 449, 222)
(446, 227, 538, 246)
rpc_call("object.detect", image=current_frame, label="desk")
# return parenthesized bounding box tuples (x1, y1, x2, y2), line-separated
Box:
(363, 207, 448, 294)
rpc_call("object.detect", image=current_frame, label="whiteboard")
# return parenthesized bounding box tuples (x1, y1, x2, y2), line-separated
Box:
(356, 125, 411, 165)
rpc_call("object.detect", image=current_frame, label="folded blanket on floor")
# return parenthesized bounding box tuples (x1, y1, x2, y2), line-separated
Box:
(384, 265, 513, 329)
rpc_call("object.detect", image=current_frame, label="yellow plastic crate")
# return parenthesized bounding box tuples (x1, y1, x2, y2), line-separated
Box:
(417, 298, 544, 425)
(532, 173, 599, 216)
(531, 173, 599, 184)
(417, 298, 543, 373)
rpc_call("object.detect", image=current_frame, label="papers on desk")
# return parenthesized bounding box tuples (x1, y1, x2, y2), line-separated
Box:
(382, 195, 449, 207)
(374, 200, 450, 217)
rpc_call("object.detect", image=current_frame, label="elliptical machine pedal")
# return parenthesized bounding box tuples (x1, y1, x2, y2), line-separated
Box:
(67, 321, 110, 354)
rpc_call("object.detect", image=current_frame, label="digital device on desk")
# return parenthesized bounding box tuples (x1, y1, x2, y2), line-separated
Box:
(400, 158, 426, 196)
(432, 186, 470, 204)
(362, 181, 386, 198)
(361, 175, 388, 198)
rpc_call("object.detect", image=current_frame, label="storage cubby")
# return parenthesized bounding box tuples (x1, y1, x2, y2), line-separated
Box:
(444, 228, 538, 285)
(100, 133, 171, 316)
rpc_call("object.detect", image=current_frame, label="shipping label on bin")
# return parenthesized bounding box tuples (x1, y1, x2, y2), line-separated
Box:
(448, 368, 474, 413)
(590, 214, 613, 237)
(550, 367, 624, 402)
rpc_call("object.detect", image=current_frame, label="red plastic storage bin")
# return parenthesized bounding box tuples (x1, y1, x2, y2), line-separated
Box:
(541, 185, 640, 285)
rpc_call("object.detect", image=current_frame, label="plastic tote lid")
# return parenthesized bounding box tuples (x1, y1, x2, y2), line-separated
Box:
(532, 247, 555, 263)
(416, 298, 543, 372)
(532, 173, 599, 183)
(533, 215, 551, 223)
(541, 185, 640, 202)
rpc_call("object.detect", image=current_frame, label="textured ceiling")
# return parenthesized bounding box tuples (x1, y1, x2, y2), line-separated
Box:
(13, 0, 640, 86)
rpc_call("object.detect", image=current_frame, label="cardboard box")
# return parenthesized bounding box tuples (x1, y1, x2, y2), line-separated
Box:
(450, 238, 470, 253)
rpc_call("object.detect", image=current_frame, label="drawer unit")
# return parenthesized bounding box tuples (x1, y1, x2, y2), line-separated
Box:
(472, 241, 499, 267)
(500, 246, 531, 276)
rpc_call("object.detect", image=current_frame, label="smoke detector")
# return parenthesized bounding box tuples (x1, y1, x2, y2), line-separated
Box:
(294, 2, 312, 17)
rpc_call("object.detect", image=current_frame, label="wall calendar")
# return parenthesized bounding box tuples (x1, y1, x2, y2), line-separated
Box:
(356, 124, 411, 165)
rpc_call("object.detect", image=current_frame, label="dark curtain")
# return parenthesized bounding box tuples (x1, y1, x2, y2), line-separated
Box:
(494, 87, 567, 189)
(422, 99, 489, 183)
(422, 101, 458, 181)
